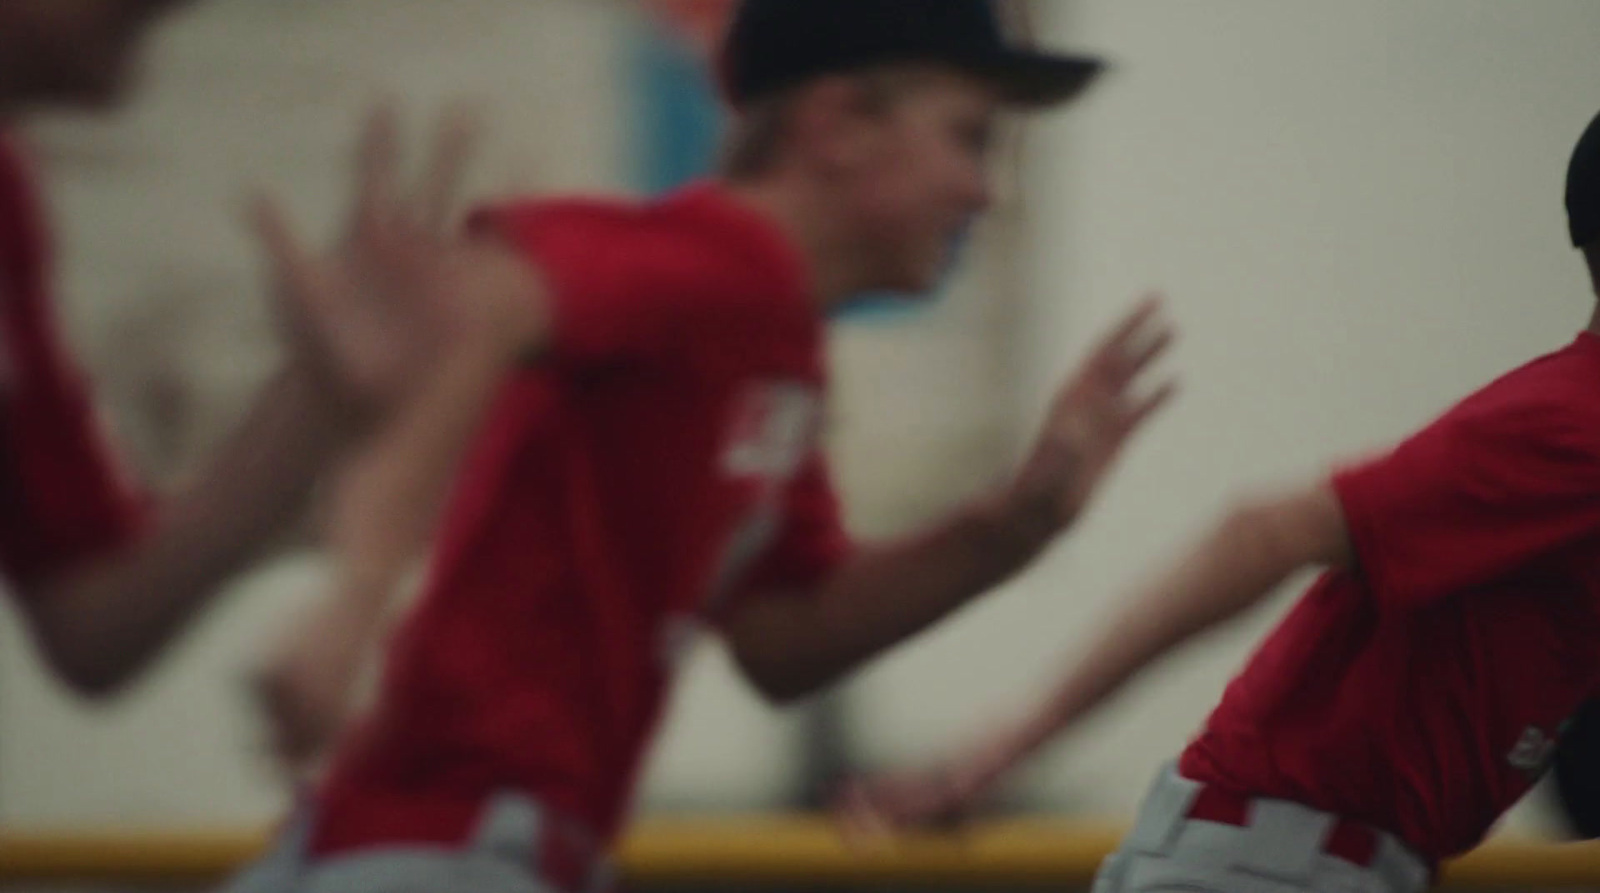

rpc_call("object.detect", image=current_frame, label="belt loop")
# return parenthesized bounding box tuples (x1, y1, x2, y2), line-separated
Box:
(1123, 762, 1201, 857)
(1232, 799, 1328, 882)
(472, 791, 613, 893)
(471, 791, 547, 872)
(1372, 833, 1429, 893)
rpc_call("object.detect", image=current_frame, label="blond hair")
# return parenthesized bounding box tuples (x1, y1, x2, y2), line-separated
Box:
(720, 66, 941, 181)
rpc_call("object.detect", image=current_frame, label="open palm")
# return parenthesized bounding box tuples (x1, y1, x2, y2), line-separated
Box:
(1014, 296, 1177, 530)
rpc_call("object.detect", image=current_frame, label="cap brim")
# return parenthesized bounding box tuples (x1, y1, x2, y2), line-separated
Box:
(971, 52, 1105, 108)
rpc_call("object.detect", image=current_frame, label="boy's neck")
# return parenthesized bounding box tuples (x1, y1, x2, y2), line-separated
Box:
(719, 174, 870, 313)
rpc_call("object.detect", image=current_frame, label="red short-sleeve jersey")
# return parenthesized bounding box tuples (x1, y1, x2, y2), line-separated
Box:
(1182, 332, 1600, 864)
(312, 183, 852, 851)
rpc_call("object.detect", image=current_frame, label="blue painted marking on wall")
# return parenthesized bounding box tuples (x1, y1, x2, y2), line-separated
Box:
(630, 20, 723, 195)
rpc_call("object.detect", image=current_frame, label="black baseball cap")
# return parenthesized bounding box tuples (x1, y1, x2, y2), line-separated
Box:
(721, 0, 1104, 109)
(1569, 108, 1600, 248)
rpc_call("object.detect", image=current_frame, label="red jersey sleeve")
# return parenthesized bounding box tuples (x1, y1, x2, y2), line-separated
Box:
(703, 452, 852, 631)
(1331, 397, 1600, 607)
(469, 193, 806, 367)
(735, 452, 853, 599)
(0, 136, 146, 590)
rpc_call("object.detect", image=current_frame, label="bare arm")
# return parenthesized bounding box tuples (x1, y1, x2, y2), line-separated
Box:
(980, 482, 1353, 776)
(325, 240, 547, 594)
(19, 367, 346, 696)
(18, 107, 534, 699)
(726, 298, 1176, 704)
(255, 234, 547, 774)
(837, 481, 1353, 835)
(725, 489, 1057, 704)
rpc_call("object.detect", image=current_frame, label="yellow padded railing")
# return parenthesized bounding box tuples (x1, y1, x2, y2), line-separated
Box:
(0, 817, 1597, 888)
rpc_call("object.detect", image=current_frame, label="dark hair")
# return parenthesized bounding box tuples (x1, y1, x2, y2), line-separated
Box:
(1568, 110, 1600, 248)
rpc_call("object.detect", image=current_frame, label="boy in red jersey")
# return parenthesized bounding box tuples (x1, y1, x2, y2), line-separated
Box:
(242, 2, 1178, 891)
(840, 108, 1600, 893)
(0, 1, 523, 696)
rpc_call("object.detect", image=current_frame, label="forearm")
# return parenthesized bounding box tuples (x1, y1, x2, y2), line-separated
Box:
(27, 368, 345, 694)
(255, 350, 510, 769)
(329, 346, 507, 600)
(989, 502, 1320, 775)
(730, 491, 1058, 702)
(269, 239, 538, 667)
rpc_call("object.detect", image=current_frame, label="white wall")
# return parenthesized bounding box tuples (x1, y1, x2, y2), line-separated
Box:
(848, 0, 1600, 836)
(1, 0, 644, 824)
(6, 0, 1600, 840)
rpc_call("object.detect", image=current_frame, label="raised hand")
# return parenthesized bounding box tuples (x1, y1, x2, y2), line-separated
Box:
(249, 104, 537, 423)
(1009, 295, 1176, 532)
